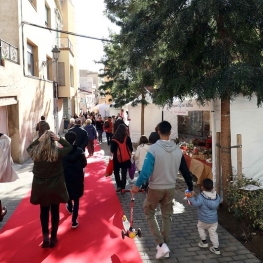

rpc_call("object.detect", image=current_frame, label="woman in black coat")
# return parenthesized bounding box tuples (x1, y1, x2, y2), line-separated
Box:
(63, 132, 87, 229)
(111, 124, 133, 194)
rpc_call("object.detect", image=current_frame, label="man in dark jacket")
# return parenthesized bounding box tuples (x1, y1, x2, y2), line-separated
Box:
(36, 116, 50, 137)
(68, 118, 88, 151)
(113, 117, 127, 135)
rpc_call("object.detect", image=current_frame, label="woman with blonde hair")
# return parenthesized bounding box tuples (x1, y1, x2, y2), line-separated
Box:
(27, 131, 73, 248)
(67, 118, 75, 129)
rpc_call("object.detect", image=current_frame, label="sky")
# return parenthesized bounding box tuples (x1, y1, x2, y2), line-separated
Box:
(73, 0, 119, 72)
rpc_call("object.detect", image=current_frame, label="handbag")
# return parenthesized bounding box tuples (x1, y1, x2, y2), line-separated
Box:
(105, 157, 114, 177)
(129, 160, 136, 179)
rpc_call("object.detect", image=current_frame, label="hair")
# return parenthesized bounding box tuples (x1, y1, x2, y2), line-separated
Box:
(75, 118, 81, 125)
(158, 121, 171, 135)
(86, 118, 92, 124)
(139, 135, 148, 145)
(65, 131, 76, 145)
(155, 124, 159, 132)
(41, 116, 45, 121)
(112, 124, 128, 143)
(29, 131, 58, 162)
(202, 178, 213, 191)
(69, 118, 75, 124)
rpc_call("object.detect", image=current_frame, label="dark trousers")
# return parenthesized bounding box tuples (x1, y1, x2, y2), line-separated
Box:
(97, 130, 103, 142)
(87, 139, 95, 155)
(114, 167, 128, 189)
(40, 204, 59, 237)
(67, 198, 79, 223)
(106, 132, 112, 145)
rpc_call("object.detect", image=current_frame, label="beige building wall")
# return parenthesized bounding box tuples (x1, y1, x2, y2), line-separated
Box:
(0, 0, 71, 163)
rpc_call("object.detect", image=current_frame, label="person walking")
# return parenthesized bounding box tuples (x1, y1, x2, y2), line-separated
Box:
(131, 121, 193, 259)
(111, 124, 133, 193)
(187, 178, 221, 255)
(84, 119, 97, 157)
(63, 131, 87, 229)
(36, 116, 50, 137)
(104, 116, 113, 145)
(68, 118, 89, 152)
(134, 135, 150, 191)
(27, 131, 73, 248)
(95, 115, 104, 143)
(0, 133, 19, 221)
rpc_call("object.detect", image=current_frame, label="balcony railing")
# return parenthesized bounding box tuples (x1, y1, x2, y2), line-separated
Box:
(0, 39, 19, 63)
(58, 37, 74, 56)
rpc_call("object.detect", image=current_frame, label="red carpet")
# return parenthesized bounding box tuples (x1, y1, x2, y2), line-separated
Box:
(0, 142, 142, 263)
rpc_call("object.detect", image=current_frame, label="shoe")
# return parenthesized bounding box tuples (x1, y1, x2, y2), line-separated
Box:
(156, 243, 170, 259)
(198, 240, 208, 248)
(164, 253, 169, 258)
(72, 221, 79, 229)
(210, 246, 220, 255)
(116, 187, 121, 192)
(121, 189, 125, 195)
(41, 233, 49, 248)
(66, 204, 72, 214)
(49, 237, 58, 248)
(0, 207, 7, 222)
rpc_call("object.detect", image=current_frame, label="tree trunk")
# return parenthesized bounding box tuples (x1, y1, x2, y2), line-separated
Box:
(221, 99, 232, 203)
(141, 90, 145, 135)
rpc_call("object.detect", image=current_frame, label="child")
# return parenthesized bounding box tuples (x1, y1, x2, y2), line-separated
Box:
(134, 135, 149, 190)
(63, 131, 87, 228)
(187, 178, 221, 255)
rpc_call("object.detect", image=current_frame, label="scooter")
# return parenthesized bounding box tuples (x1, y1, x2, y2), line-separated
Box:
(121, 189, 144, 239)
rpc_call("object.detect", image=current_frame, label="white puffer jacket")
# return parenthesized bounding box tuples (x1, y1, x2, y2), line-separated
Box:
(134, 144, 150, 171)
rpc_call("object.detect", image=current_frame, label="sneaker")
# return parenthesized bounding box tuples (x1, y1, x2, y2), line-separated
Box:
(156, 243, 170, 259)
(210, 246, 220, 255)
(164, 253, 169, 258)
(72, 221, 79, 229)
(198, 240, 208, 248)
(116, 187, 121, 192)
(66, 204, 72, 214)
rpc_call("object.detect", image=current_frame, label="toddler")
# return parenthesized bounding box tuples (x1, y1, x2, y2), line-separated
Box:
(188, 178, 221, 255)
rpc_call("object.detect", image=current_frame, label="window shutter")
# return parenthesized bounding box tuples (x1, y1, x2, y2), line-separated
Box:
(58, 62, 65, 86)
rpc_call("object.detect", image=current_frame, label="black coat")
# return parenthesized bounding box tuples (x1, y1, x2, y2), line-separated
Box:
(68, 125, 89, 151)
(62, 145, 87, 199)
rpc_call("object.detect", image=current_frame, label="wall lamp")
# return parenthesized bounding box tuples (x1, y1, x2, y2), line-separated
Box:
(41, 45, 60, 67)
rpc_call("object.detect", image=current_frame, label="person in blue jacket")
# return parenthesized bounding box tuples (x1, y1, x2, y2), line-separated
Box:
(132, 121, 193, 259)
(187, 178, 221, 255)
(84, 119, 97, 157)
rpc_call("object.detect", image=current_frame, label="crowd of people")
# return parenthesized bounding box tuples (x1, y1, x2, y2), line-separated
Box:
(0, 111, 221, 260)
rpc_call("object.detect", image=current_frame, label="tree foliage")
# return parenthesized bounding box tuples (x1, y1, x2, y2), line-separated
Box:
(103, 0, 263, 106)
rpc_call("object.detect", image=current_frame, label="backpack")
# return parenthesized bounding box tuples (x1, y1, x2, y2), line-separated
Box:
(112, 136, 131, 163)
(104, 121, 109, 129)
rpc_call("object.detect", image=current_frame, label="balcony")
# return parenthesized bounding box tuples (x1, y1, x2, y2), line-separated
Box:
(58, 37, 74, 56)
(0, 39, 19, 64)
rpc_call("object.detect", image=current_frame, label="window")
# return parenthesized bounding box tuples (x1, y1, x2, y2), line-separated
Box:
(45, 4, 50, 26)
(46, 57, 52, 80)
(27, 42, 38, 77)
(27, 43, 34, 76)
(70, 66, 74, 87)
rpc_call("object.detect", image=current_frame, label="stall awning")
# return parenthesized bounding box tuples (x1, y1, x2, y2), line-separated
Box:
(0, 97, 17, 106)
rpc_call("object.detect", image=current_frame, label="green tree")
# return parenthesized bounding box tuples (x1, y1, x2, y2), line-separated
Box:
(104, 0, 263, 201)
(98, 36, 154, 134)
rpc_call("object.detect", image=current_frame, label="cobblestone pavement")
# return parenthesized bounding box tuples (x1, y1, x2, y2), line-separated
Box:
(0, 136, 261, 263)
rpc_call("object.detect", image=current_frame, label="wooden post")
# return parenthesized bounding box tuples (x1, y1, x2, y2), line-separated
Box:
(237, 134, 242, 179)
(216, 132, 221, 194)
